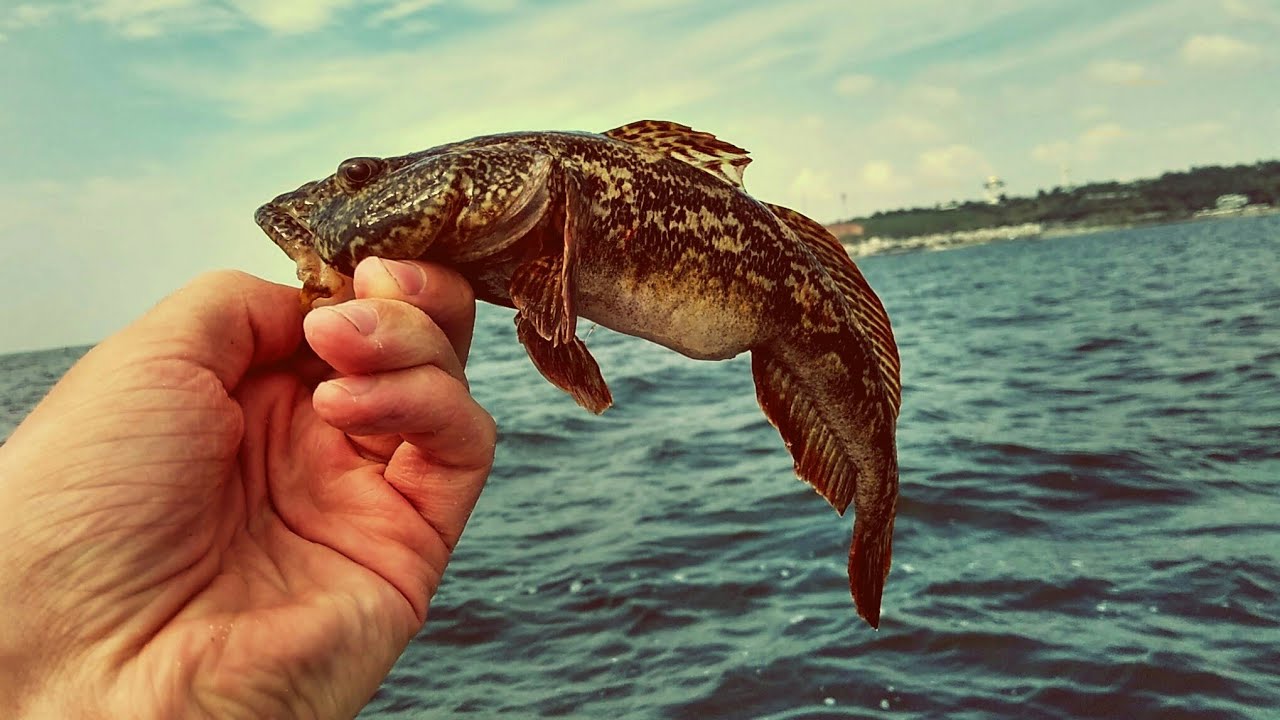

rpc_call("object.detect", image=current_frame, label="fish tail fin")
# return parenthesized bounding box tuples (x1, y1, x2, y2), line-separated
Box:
(849, 482, 896, 629)
(751, 320, 899, 628)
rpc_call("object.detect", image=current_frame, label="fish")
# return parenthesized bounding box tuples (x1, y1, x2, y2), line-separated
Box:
(255, 120, 902, 628)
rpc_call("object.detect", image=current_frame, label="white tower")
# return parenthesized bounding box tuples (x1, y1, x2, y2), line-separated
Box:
(983, 175, 1005, 205)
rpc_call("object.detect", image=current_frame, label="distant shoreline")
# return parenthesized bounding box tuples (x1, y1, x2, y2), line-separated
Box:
(836, 205, 1280, 258)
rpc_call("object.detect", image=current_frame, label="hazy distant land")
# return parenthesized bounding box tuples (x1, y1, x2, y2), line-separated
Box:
(828, 159, 1280, 256)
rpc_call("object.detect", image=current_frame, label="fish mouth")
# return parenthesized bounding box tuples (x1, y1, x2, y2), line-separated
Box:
(254, 200, 307, 249)
(255, 198, 355, 307)
(255, 192, 357, 276)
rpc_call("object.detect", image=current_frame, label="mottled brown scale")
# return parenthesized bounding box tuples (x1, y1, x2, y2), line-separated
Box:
(255, 120, 902, 628)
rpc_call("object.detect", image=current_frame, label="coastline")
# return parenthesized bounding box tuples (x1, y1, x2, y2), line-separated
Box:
(837, 204, 1280, 258)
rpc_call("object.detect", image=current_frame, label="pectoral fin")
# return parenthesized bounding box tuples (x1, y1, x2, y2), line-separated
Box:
(510, 255, 575, 344)
(509, 252, 612, 414)
(514, 313, 612, 414)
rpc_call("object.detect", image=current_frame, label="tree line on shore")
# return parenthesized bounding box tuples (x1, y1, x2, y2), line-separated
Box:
(843, 159, 1280, 240)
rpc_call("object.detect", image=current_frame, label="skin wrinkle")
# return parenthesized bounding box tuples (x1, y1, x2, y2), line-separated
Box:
(259, 375, 433, 627)
(1, 259, 495, 716)
(108, 529, 224, 664)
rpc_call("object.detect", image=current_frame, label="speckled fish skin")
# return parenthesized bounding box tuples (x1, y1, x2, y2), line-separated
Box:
(255, 121, 902, 628)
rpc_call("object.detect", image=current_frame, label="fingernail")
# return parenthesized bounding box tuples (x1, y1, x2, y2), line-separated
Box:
(330, 375, 376, 396)
(328, 304, 378, 335)
(378, 258, 425, 295)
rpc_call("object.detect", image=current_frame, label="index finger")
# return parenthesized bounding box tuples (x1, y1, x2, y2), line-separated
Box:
(352, 258, 477, 366)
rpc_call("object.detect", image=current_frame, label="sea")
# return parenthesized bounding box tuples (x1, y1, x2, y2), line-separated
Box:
(2, 215, 1277, 719)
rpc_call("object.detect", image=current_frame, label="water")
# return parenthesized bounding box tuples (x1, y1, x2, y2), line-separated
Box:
(3, 215, 1278, 718)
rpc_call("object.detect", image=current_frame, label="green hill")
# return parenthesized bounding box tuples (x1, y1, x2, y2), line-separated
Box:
(835, 160, 1280, 240)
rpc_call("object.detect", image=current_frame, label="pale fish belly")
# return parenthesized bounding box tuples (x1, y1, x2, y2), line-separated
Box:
(576, 266, 769, 361)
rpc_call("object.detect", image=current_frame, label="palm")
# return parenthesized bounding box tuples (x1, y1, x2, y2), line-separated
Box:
(101, 371, 427, 717)
(0, 263, 493, 720)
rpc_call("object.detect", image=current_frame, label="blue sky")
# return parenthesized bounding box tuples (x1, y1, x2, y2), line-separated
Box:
(1, 0, 1277, 352)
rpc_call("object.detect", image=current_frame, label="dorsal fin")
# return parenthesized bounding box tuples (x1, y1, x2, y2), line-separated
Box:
(763, 202, 902, 416)
(604, 120, 751, 188)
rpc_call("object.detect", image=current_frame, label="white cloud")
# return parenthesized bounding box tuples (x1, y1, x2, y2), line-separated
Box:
(789, 167, 835, 205)
(8, 3, 58, 28)
(1075, 104, 1109, 122)
(463, 0, 523, 12)
(872, 114, 946, 144)
(1080, 122, 1129, 149)
(80, 0, 235, 38)
(861, 161, 908, 191)
(834, 73, 876, 97)
(76, 0, 365, 36)
(904, 84, 960, 108)
(1031, 123, 1131, 169)
(140, 1, 852, 128)
(917, 144, 990, 182)
(224, 0, 358, 34)
(1164, 121, 1226, 142)
(371, 0, 443, 24)
(1180, 34, 1263, 66)
(1088, 60, 1149, 86)
(1031, 140, 1072, 165)
(1220, 0, 1280, 24)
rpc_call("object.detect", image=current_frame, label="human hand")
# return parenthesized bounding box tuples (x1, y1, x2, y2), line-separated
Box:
(0, 259, 496, 719)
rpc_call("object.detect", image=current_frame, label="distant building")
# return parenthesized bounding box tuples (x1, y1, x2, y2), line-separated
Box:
(1083, 190, 1136, 202)
(1215, 194, 1249, 212)
(1194, 193, 1262, 218)
(826, 221, 865, 239)
(983, 176, 1005, 205)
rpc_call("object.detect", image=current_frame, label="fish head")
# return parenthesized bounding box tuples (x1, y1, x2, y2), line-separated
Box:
(255, 153, 462, 276)
(256, 143, 554, 281)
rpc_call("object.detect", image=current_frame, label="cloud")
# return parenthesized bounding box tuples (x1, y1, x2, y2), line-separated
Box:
(861, 161, 908, 191)
(1219, 0, 1280, 24)
(834, 73, 876, 97)
(917, 144, 990, 182)
(138, 0, 852, 128)
(1088, 60, 1150, 86)
(1180, 34, 1263, 66)
(75, 0, 377, 37)
(789, 167, 836, 207)
(224, 0, 359, 34)
(7, 3, 58, 28)
(1031, 140, 1072, 165)
(463, 0, 523, 12)
(1164, 121, 1226, 141)
(1079, 122, 1129, 149)
(904, 84, 961, 108)
(79, 0, 236, 38)
(1075, 104, 1109, 122)
(871, 114, 946, 144)
(370, 0, 443, 24)
(1031, 123, 1131, 168)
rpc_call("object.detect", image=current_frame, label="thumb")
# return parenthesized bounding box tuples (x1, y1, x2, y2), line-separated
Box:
(119, 270, 306, 391)
(7, 271, 305, 451)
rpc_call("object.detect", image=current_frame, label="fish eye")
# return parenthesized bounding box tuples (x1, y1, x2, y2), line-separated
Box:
(337, 157, 384, 190)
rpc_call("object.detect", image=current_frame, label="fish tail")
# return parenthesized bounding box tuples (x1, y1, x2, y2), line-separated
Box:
(751, 319, 899, 628)
(849, 481, 896, 629)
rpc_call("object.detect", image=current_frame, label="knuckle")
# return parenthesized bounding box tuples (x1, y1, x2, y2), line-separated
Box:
(185, 269, 256, 296)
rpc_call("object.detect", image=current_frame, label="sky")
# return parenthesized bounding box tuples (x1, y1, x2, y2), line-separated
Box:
(1, 0, 1277, 352)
